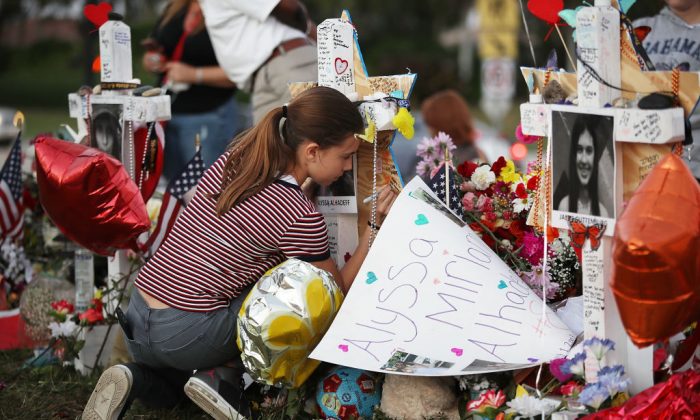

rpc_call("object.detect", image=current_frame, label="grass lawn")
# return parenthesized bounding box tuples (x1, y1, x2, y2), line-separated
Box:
(15, 107, 71, 140)
(0, 349, 214, 419)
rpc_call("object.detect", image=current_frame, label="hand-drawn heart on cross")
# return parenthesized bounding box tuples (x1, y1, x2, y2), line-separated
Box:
(335, 57, 349, 75)
(84, 2, 113, 29)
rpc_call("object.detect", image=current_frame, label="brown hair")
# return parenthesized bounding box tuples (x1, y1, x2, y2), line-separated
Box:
(214, 86, 364, 215)
(421, 90, 476, 146)
(160, 0, 205, 34)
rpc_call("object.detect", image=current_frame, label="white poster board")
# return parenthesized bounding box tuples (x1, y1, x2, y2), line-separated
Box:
(311, 177, 576, 375)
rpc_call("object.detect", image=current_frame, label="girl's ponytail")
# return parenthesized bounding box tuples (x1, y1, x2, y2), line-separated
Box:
(214, 86, 364, 215)
(215, 106, 290, 215)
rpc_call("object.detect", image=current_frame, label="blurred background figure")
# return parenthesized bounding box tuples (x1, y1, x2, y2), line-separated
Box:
(143, 0, 246, 182)
(392, 89, 512, 183)
(634, 0, 700, 181)
(199, 0, 317, 123)
(421, 89, 487, 165)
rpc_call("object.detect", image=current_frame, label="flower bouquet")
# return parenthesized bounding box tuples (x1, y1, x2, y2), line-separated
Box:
(47, 290, 106, 365)
(415, 132, 582, 303)
(548, 338, 631, 413)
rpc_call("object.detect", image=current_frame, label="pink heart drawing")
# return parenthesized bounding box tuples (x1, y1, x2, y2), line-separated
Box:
(335, 57, 349, 75)
(443, 249, 449, 255)
(451, 347, 463, 357)
(338, 344, 349, 352)
(433, 278, 441, 285)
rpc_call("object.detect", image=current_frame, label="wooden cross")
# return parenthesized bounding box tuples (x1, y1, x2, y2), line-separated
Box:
(289, 10, 417, 260)
(518, 1, 700, 394)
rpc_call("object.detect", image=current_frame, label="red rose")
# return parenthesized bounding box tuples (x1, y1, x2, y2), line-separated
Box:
(79, 308, 104, 325)
(515, 183, 528, 199)
(491, 156, 507, 176)
(560, 381, 584, 397)
(90, 297, 103, 312)
(527, 175, 539, 191)
(457, 161, 478, 178)
(51, 300, 75, 314)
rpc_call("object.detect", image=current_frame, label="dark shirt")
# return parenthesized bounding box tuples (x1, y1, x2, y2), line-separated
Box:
(152, 9, 235, 114)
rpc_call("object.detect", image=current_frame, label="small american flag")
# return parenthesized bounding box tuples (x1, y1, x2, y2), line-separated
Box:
(428, 162, 463, 219)
(138, 148, 204, 257)
(0, 134, 24, 244)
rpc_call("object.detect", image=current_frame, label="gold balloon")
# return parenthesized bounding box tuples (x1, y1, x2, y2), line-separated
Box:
(612, 153, 700, 347)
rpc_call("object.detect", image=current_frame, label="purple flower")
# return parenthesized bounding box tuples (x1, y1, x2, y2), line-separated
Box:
(578, 382, 610, 409)
(519, 265, 558, 300)
(597, 364, 629, 395)
(561, 352, 586, 377)
(549, 358, 572, 382)
(583, 337, 615, 360)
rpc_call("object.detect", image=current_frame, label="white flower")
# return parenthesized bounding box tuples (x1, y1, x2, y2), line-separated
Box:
(472, 166, 496, 190)
(49, 320, 79, 338)
(512, 197, 532, 213)
(506, 395, 560, 417)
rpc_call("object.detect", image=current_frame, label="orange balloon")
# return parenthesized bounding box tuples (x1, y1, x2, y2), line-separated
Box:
(612, 154, 700, 347)
(92, 56, 101, 73)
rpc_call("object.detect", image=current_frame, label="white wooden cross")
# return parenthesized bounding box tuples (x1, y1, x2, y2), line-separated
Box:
(519, 0, 699, 394)
(290, 10, 417, 267)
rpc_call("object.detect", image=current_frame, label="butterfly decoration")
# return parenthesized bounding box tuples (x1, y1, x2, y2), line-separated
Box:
(567, 218, 607, 251)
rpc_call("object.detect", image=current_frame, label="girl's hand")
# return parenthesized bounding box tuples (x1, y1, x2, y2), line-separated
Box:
(164, 62, 196, 84)
(375, 185, 397, 224)
(143, 51, 166, 73)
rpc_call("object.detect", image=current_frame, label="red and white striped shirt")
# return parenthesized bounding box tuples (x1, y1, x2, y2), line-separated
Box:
(135, 155, 330, 312)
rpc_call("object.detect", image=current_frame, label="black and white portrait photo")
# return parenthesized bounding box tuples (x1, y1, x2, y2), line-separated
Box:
(551, 107, 615, 220)
(90, 103, 123, 161)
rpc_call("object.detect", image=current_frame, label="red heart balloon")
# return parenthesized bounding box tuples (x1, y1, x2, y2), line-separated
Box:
(528, 0, 564, 25)
(35, 136, 150, 256)
(83, 2, 112, 28)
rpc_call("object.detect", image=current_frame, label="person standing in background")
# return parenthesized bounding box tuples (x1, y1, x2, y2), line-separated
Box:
(199, 0, 318, 123)
(421, 89, 488, 165)
(143, 0, 244, 182)
(634, 0, 700, 181)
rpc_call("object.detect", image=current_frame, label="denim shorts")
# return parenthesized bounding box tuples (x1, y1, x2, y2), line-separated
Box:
(123, 287, 250, 372)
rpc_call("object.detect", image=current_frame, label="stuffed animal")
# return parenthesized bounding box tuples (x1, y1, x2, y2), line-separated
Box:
(380, 375, 460, 420)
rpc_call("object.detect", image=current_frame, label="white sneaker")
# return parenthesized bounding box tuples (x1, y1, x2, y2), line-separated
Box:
(82, 365, 132, 420)
(184, 368, 248, 420)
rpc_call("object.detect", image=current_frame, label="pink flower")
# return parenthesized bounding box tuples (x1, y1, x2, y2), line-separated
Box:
(467, 389, 506, 413)
(462, 192, 477, 211)
(549, 358, 573, 382)
(515, 123, 539, 144)
(520, 265, 559, 300)
(521, 231, 544, 265)
(476, 195, 493, 213)
(461, 181, 476, 192)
